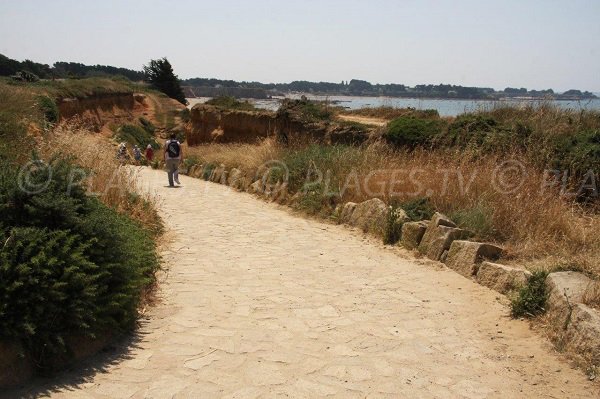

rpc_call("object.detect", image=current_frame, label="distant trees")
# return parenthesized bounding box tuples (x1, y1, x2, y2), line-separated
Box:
(0, 53, 145, 81)
(348, 79, 373, 94)
(143, 58, 187, 105)
(53, 62, 144, 81)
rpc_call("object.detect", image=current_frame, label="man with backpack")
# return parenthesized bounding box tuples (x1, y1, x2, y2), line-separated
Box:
(164, 133, 183, 187)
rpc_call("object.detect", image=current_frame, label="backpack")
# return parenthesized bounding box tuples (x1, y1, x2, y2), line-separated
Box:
(166, 140, 180, 158)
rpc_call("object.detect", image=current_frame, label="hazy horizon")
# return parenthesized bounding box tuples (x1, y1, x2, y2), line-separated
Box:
(1, 0, 599, 92)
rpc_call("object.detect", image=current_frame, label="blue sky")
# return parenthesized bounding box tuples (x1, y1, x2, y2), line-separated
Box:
(1, 0, 598, 91)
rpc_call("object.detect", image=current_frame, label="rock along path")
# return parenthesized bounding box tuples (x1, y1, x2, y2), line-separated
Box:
(14, 168, 598, 398)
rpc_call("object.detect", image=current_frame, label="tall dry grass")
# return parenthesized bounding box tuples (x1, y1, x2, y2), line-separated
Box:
(187, 138, 600, 277)
(39, 123, 163, 235)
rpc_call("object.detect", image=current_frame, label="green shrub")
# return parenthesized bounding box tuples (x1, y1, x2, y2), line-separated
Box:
(180, 108, 191, 123)
(205, 96, 256, 111)
(116, 124, 158, 149)
(295, 182, 337, 215)
(138, 117, 156, 134)
(401, 197, 434, 221)
(510, 270, 549, 318)
(296, 101, 333, 121)
(385, 116, 444, 148)
(37, 95, 59, 124)
(549, 129, 600, 178)
(383, 204, 403, 245)
(183, 155, 200, 170)
(0, 157, 159, 367)
(202, 163, 216, 180)
(274, 144, 361, 194)
(443, 114, 498, 147)
(450, 202, 495, 239)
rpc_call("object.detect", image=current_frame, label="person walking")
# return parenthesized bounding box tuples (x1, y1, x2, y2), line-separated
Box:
(164, 133, 183, 187)
(145, 144, 154, 162)
(133, 145, 142, 163)
(117, 142, 128, 163)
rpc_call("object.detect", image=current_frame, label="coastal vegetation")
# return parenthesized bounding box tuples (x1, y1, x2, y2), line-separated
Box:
(182, 77, 597, 100)
(186, 101, 600, 282)
(0, 77, 164, 370)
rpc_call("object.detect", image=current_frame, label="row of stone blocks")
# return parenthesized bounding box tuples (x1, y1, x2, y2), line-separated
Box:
(190, 168, 600, 366)
(400, 212, 532, 294)
(402, 211, 600, 365)
(186, 164, 290, 203)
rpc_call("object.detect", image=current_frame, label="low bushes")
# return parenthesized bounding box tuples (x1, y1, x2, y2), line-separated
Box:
(116, 123, 159, 149)
(37, 95, 59, 124)
(205, 96, 257, 111)
(385, 116, 445, 148)
(0, 156, 159, 368)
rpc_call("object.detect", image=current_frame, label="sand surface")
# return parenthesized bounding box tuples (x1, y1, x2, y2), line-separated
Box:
(336, 114, 388, 126)
(12, 167, 597, 398)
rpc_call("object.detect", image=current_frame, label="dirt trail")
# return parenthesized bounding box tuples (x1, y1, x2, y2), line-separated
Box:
(13, 168, 597, 398)
(336, 114, 388, 126)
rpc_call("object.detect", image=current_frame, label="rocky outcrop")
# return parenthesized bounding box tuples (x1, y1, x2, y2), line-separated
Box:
(57, 92, 135, 122)
(188, 105, 276, 145)
(187, 100, 372, 146)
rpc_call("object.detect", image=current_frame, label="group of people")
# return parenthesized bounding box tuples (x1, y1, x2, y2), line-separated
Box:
(117, 142, 155, 164)
(117, 133, 183, 187)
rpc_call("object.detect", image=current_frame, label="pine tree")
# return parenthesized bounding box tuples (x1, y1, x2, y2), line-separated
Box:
(143, 58, 187, 105)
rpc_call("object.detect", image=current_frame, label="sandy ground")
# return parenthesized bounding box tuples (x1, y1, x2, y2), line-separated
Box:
(336, 114, 388, 126)
(10, 168, 598, 398)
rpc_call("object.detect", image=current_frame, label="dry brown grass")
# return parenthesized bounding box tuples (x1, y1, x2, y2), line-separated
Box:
(39, 123, 163, 235)
(342, 106, 440, 120)
(583, 282, 600, 310)
(187, 138, 600, 278)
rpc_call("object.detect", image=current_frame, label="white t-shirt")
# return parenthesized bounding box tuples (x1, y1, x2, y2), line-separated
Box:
(164, 139, 181, 160)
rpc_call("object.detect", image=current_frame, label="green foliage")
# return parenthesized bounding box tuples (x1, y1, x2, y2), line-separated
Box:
(202, 163, 216, 180)
(385, 116, 444, 148)
(297, 101, 333, 121)
(401, 197, 434, 221)
(116, 124, 158, 149)
(143, 58, 187, 105)
(337, 120, 370, 131)
(205, 96, 257, 111)
(37, 95, 59, 124)
(295, 182, 337, 215)
(183, 156, 200, 170)
(383, 204, 403, 245)
(0, 157, 159, 366)
(274, 144, 361, 194)
(138, 117, 156, 134)
(549, 129, 600, 177)
(450, 202, 495, 239)
(510, 270, 549, 318)
(180, 108, 191, 123)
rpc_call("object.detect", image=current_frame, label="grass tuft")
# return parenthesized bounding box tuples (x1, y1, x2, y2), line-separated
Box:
(510, 270, 549, 318)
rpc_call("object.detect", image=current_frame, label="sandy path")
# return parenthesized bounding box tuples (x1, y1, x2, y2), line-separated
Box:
(12, 168, 597, 398)
(336, 114, 388, 126)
